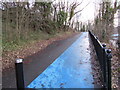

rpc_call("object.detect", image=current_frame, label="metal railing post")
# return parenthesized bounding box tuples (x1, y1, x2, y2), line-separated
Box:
(15, 59, 25, 89)
(102, 43, 107, 88)
(106, 49, 112, 90)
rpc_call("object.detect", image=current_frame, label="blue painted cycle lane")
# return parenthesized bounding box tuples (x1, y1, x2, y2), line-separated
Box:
(27, 32, 94, 88)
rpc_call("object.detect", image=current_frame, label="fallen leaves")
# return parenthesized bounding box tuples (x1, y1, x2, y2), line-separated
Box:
(2, 32, 79, 72)
(109, 43, 119, 89)
(89, 41, 103, 88)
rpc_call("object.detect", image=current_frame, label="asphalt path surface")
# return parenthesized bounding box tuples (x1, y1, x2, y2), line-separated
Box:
(2, 33, 81, 88)
(27, 32, 94, 88)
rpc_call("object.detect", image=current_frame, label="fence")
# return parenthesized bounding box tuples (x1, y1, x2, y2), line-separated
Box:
(89, 30, 112, 90)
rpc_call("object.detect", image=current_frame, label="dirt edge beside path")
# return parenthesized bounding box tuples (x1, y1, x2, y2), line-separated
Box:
(89, 35, 103, 88)
(2, 31, 79, 72)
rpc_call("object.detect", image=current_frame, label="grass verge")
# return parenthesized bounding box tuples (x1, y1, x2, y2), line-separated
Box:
(2, 30, 78, 71)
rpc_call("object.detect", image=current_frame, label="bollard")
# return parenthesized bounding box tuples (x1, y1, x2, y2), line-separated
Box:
(106, 49, 112, 90)
(15, 59, 25, 89)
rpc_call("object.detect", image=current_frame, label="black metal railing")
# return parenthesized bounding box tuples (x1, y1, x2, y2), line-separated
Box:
(89, 30, 112, 90)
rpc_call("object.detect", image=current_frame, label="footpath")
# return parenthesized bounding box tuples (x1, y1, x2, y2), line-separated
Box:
(27, 32, 94, 88)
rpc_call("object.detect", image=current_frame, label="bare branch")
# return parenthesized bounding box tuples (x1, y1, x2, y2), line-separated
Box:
(74, 2, 90, 15)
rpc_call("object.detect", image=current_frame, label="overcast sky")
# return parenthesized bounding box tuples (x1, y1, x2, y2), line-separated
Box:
(75, 0, 97, 23)
(68, 0, 120, 23)
(53, 0, 100, 23)
(61, 0, 120, 26)
(29, 0, 120, 25)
